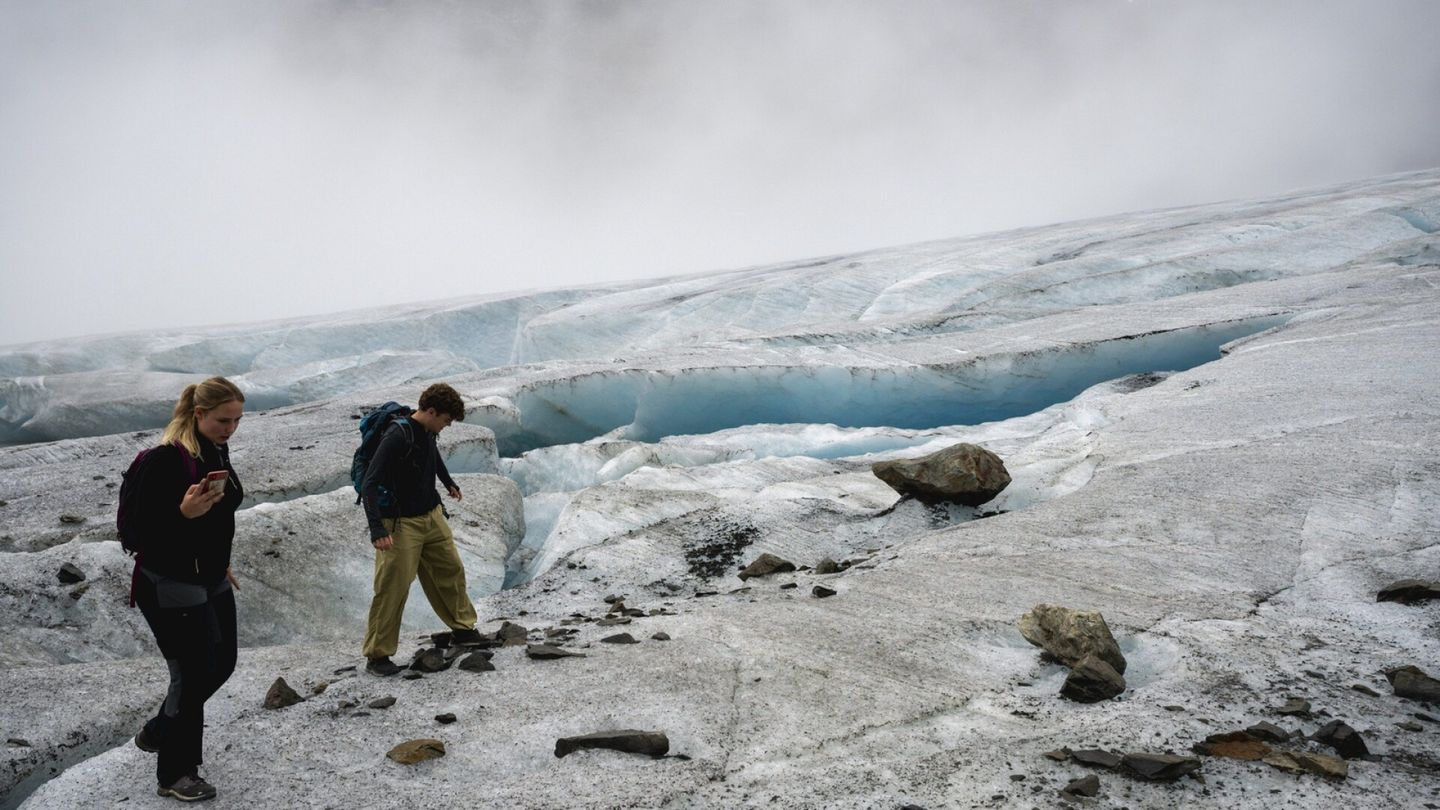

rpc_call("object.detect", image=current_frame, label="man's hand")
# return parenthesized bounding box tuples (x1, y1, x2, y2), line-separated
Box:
(373, 536, 394, 551)
(447, 485, 463, 502)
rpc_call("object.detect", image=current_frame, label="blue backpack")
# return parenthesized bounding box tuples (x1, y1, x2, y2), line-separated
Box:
(117, 444, 199, 556)
(351, 402, 413, 508)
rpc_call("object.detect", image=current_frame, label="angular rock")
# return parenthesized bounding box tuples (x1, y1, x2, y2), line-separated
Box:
(497, 622, 529, 646)
(1376, 579, 1440, 604)
(387, 739, 446, 764)
(1244, 721, 1292, 742)
(457, 651, 496, 672)
(597, 617, 632, 626)
(1385, 665, 1440, 703)
(1121, 753, 1202, 781)
(409, 648, 451, 673)
(812, 585, 837, 599)
(1060, 655, 1126, 703)
(554, 729, 669, 758)
(527, 644, 585, 660)
(263, 678, 304, 710)
(1062, 774, 1100, 797)
(871, 442, 1011, 506)
(1263, 750, 1347, 780)
(738, 553, 796, 581)
(814, 557, 842, 575)
(1017, 604, 1126, 675)
(368, 696, 397, 709)
(601, 633, 639, 644)
(57, 563, 86, 584)
(1071, 749, 1122, 769)
(1311, 720, 1369, 759)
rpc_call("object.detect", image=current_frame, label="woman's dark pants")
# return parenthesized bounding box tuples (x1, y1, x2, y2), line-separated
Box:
(134, 571, 237, 787)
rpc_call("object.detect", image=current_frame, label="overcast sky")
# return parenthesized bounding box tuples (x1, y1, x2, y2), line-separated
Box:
(2, 0, 1438, 346)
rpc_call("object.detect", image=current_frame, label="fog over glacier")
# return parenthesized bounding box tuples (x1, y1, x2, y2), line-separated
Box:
(0, 170, 1437, 808)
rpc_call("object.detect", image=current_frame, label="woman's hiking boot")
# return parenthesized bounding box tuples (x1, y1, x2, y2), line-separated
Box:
(133, 724, 160, 753)
(157, 774, 217, 802)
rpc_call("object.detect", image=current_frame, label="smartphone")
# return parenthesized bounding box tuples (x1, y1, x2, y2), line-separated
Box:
(203, 470, 229, 494)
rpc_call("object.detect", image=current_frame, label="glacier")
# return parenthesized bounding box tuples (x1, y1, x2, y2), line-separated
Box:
(0, 169, 1437, 808)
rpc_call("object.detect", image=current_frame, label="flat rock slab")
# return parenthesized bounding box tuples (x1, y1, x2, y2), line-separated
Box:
(1121, 753, 1202, 781)
(387, 739, 446, 764)
(554, 730, 670, 759)
(1071, 749, 1122, 769)
(1194, 732, 1271, 761)
(1263, 750, 1348, 780)
(527, 644, 585, 660)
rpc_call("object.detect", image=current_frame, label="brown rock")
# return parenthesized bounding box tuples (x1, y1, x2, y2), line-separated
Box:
(1193, 732, 1270, 761)
(1017, 604, 1126, 675)
(1385, 665, 1440, 703)
(263, 678, 304, 710)
(1263, 750, 1348, 780)
(738, 553, 796, 581)
(386, 739, 446, 764)
(1062, 774, 1100, 797)
(871, 442, 1011, 506)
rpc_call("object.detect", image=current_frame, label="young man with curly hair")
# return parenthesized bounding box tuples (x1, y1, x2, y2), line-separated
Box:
(359, 383, 482, 675)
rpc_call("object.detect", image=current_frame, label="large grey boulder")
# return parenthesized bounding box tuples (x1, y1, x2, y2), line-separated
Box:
(871, 443, 1010, 506)
(1385, 665, 1440, 703)
(1018, 604, 1127, 675)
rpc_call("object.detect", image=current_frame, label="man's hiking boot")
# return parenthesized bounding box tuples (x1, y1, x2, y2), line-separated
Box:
(366, 656, 402, 676)
(451, 627, 485, 647)
(134, 724, 160, 753)
(157, 774, 217, 802)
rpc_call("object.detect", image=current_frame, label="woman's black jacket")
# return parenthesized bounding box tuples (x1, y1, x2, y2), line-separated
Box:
(132, 435, 243, 585)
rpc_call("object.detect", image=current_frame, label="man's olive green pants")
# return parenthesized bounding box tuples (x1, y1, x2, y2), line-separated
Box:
(362, 505, 478, 660)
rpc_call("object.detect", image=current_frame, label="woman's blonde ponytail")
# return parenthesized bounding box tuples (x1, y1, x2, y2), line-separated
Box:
(160, 377, 244, 457)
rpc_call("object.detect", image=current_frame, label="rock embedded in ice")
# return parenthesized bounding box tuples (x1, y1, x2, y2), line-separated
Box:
(736, 553, 796, 580)
(600, 633, 638, 644)
(526, 644, 584, 660)
(435, 713, 457, 724)
(870, 442, 1010, 506)
(1059, 654, 1126, 703)
(1376, 579, 1440, 604)
(813, 557, 841, 575)
(1384, 665, 1440, 703)
(386, 739, 446, 764)
(812, 585, 837, 599)
(458, 652, 495, 673)
(1061, 774, 1100, 797)
(1119, 752, 1202, 781)
(55, 563, 85, 584)
(650, 632, 671, 641)
(1310, 720, 1368, 759)
(553, 730, 669, 759)
(1017, 604, 1127, 675)
(367, 696, 396, 710)
(262, 678, 303, 710)
(1277, 698, 1312, 716)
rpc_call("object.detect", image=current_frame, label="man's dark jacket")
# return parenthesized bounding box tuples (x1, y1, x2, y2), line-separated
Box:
(361, 417, 458, 541)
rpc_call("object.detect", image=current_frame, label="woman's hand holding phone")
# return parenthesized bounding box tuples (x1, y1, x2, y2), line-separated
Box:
(179, 474, 227, 519)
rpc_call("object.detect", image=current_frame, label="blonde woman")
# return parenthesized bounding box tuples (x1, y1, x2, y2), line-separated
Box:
(128, 377, 244, 802)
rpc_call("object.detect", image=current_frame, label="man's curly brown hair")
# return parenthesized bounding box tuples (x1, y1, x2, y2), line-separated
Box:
(418, 383, 465, 421)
